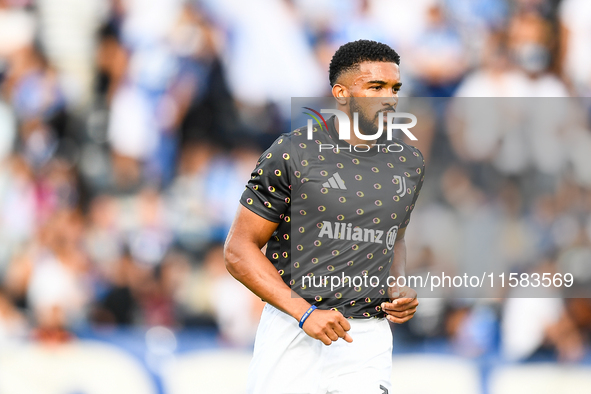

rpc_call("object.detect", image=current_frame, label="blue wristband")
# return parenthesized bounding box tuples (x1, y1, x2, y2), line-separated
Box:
(299, 305, 317, 328)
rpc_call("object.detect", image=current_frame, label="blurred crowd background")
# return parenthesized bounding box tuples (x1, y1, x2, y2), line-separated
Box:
(1, 0, 591, 392)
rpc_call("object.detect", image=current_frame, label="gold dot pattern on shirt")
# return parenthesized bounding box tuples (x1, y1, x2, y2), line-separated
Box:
(240, 128, 426, 319)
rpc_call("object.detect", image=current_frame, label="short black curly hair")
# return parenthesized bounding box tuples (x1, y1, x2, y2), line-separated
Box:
(329, 40, 400, 86)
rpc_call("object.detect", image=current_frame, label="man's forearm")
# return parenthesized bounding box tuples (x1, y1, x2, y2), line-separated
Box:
(224, 239, 311, 321)
(382, 235, 419, 323)
(389, 237, 406, 280)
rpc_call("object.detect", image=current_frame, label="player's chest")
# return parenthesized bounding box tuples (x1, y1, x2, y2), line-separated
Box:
(291, 154, 419, 220)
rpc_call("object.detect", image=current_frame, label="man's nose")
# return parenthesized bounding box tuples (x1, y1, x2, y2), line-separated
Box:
(381, 95, 398, 109)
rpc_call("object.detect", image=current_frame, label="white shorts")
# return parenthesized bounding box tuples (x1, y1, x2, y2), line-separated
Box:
(247, 304, 393, 394)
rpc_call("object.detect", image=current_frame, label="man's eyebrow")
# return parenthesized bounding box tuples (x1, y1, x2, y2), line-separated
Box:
(365, 80, 403, 86)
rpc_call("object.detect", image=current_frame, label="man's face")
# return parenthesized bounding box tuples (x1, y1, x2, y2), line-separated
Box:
(333, 61, 401, 136)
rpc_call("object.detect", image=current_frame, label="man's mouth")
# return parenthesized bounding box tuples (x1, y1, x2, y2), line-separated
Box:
(378, 108, 396, 120)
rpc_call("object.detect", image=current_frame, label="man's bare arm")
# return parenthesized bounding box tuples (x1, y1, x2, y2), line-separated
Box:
(382, 227, 419, 323)
(390, 228, 407, 284)
(224, 205, 353, 345)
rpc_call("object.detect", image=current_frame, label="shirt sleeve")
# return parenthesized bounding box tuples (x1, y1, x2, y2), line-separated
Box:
(240, 135, 293, 223)
(400, 147, 426, 229)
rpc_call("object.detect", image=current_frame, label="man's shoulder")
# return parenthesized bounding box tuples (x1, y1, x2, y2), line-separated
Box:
(390, 138, 424, 164)
(262, 125, 329, 157)
(266, 127, 308, 148)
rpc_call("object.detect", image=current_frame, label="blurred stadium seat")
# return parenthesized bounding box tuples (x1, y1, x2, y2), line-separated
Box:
(390, 354, 482, 394)
(489, 364, 591, 394)
(162, 349, 252, 394)
(0, 340, 157, 394)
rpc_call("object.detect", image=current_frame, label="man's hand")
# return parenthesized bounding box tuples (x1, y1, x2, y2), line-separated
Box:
(381, 285, 418, 324)
(301, 309, 353, 345)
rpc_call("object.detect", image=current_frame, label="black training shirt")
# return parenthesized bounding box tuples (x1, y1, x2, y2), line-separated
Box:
(240, 116, 425, 318)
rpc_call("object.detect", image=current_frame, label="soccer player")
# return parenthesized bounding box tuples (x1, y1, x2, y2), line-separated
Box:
(224, 40, 425, 394)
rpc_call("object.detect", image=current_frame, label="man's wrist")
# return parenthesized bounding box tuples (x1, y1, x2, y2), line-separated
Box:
(298, 305, 317, 328)
(288, 300, 313, 322)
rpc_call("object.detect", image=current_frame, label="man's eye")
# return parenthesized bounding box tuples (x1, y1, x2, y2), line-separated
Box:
(371, 86, 381, 90)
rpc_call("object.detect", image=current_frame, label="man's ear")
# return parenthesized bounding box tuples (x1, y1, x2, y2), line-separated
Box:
(331, 84, 349, 105)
